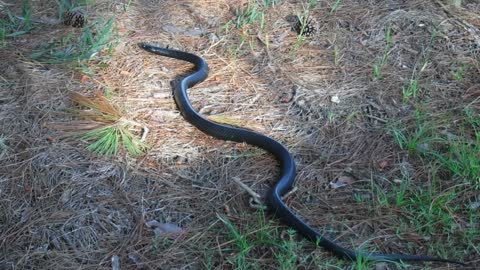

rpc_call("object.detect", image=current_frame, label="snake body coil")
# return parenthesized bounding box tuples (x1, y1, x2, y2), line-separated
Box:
(139, 42, 464, 266)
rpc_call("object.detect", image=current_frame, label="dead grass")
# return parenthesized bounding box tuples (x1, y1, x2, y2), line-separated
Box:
(1, 0, 479, 269)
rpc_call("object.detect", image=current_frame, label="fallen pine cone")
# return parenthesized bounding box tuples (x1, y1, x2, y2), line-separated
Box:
(63, 10, 86, 28)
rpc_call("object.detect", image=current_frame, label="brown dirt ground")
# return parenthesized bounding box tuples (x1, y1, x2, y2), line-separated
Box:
(1, 0, 479, 269)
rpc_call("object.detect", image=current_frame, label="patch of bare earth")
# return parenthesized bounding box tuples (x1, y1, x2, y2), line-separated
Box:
(1, 0, 479, 269)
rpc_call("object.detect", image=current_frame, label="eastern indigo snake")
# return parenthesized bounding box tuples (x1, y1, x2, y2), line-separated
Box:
(138, 42, 465, 266)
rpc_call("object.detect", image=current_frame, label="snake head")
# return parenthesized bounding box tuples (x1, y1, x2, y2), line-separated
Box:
(137, 42, 151, 49)
(138, 42, 171, 52)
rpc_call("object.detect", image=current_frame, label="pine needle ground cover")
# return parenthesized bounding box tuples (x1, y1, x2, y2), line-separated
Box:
(0, 1, 479, 269)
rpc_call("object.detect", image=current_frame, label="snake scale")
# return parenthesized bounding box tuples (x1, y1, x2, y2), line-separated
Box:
(139, 42, 465, 266)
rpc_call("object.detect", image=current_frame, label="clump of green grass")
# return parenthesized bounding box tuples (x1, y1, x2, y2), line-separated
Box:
(234, 0, 279, 28)
(217, 213, 254, 269)
(71, 92, 148, 157)
(0, 134, 8, 158)
(381, 24, 478, 259)
(233, 1, 263, 29)
(223, 0, 283, 58)
(402, 78, 419, 103)
(370, 174, 474, 261)
(330, 0, 342, 14)
(0, 15, 13, 47)
(30, 17, 116, 63)
(232, 0, 276, 30)
(81, 125, 148, 156)
(222, 1, 266, 58)
(21, 0, 32, 31)
(400, 30, 438, 103)
(214, 209, 410, 269)
(390, 107, 480, 188)
(215, 211, 308, 269)
(274, 229, 301, 270)
(451, 65, 466, 82)
(0, 4, 32, 46)
(121, 0, 134, 12)
(373, 24, 392, 80)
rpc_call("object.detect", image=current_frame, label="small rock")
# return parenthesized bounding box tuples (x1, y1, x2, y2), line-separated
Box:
(128, 253, 145, 269)
(145, 220, 162, 228)
(470, 201, 480, 210)
(39, 16, 61, 25)
(151, 110, 179, 122)
(162, 25, 183, 33)
(145, 220, 184, 236)
(60, 189, 73, 204)
(208, 33, 219, 43)
(152, 92, 171, 99)
(207, 17, 220, 27)
(111, 255, 121, 270)
(374, 262, 389, 270)
(331, 95, 340, 104)
(153, 223, 184, 236)
(416, 143, 430, 152)
(184, 28, 204, 37)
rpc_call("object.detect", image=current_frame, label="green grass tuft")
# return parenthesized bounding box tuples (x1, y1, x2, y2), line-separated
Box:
(81, 125, 148, 157)
(0, 7, 31, 45)
(402, 79, 419, 102)
(30, 17, 116, 64)
(452, 65, 465, 82)
(330, 0, 342, 13)
(71, 92, 149, 157)
(82, 126, 120, 156)
(21, 0, 32, 32)
(390, 107, 480, 188)
(0, 134, 8, 158)
(234, 1, 262, 29)
(373, 24, 392, 80)
(216, 211, 309, 269)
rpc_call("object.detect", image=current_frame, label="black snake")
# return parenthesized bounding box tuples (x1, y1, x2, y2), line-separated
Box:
(138, 42, 465, 266)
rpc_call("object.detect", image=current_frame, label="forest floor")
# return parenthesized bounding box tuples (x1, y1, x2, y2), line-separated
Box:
(0, 0, 479, 269)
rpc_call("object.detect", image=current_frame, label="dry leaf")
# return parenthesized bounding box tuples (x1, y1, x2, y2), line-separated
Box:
(146, 220, 184, 237)
(80, 75, 88, 83)
(378, 160, 389, 171)
(154, 223, 184, 236)
(330, 175, 354, 189)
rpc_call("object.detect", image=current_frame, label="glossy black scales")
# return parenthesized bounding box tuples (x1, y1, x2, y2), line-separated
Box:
(138, 42, 464, 267)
